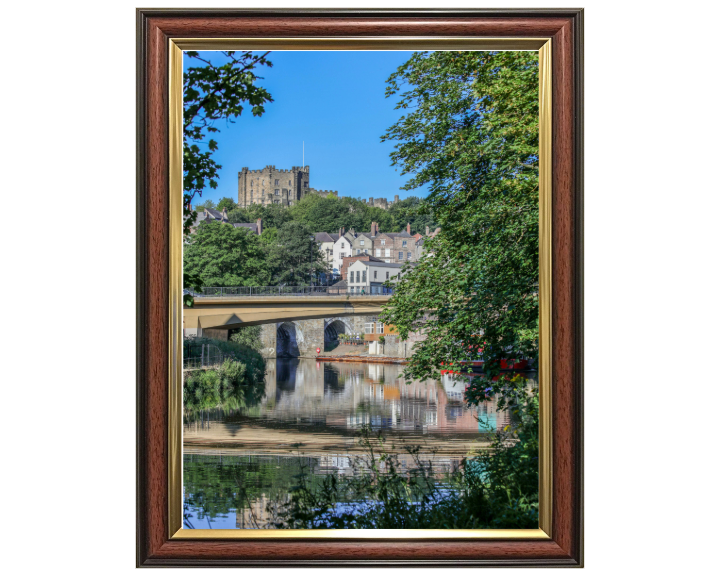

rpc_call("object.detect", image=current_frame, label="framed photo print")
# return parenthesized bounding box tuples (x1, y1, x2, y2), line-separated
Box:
(137, 8, 583, 567)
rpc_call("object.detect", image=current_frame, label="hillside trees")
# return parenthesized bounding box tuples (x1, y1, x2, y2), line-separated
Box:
(267, 221, 328, 286)
(184, 221, 271, 287)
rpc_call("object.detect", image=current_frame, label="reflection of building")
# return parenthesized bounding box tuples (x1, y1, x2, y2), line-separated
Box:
(261, 360, 487, 435)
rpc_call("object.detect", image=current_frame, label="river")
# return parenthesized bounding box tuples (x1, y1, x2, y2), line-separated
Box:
(183, 358, 535, 529)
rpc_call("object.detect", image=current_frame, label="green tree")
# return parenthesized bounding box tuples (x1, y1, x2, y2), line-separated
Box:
(388, 196, 437, 234)
(184, 221, 271, 287)
(194, 199, 217, 212)
(267, 221, 328, 286)
(230, 325, 264, 351)
(379, 50, 540, 407)
(216, 197, 238, 212)
(183, 51, 273, 303)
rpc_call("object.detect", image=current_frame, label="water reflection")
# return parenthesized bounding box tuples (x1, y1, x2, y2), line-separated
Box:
(183, 358, 536, 528)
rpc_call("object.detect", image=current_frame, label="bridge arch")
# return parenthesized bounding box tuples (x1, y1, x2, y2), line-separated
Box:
(324, 317, 354, 344)
(276, 321, 303, 357)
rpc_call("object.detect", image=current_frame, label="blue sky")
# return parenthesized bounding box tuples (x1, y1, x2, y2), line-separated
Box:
(184, 51, 429, 205)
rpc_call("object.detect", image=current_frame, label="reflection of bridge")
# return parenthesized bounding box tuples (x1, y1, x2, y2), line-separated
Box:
(184, 293, 391, 357)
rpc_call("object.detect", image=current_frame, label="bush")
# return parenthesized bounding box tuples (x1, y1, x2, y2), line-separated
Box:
(183, 337, 266, 413)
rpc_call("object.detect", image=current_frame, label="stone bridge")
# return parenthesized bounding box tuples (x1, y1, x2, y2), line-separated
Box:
(184, 295, 390, 358)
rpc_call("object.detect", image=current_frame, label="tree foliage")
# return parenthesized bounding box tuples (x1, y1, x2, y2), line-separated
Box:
(379, 51, 540, 409)
(182, 51, 273, 303)
(184, 221, 271, 287)
(267, 221, 328, 286)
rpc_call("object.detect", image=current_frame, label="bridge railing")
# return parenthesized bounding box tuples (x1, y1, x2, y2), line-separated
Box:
(195, 286, 395, 298)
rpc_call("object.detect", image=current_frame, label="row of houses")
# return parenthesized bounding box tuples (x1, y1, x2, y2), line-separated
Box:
(192, 208, 439, 289)
(314, 222, 440, 274)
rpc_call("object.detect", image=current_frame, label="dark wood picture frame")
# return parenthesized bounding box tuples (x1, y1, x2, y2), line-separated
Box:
(137, 8, 583, 567)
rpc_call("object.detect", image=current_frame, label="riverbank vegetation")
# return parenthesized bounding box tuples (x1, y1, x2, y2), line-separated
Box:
(183, 337, 266, 414)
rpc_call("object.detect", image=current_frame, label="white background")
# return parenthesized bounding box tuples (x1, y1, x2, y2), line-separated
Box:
(2, 0, 718, 574)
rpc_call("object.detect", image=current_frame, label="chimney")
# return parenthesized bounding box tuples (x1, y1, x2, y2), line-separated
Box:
(426, 226, 430, 236)
(339, 227, 343, 237)
(407, 223, 411, 234)
(222, 207, 228, 221)
(256, 218, 263, 235)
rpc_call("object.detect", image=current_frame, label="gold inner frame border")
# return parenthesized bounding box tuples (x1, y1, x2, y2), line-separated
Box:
(168, 37, 552, 540)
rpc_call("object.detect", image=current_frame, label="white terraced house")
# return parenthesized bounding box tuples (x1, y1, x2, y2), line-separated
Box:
(346, 260, 418, 295)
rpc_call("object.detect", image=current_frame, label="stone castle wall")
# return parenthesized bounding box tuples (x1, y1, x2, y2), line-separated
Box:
(237, 165, 400, 210)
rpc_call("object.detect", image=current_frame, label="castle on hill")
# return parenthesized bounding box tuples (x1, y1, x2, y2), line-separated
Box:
(237, 164, 399, 209)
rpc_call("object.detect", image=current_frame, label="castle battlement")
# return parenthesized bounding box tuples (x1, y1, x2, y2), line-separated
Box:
(238, 164, 397, 210)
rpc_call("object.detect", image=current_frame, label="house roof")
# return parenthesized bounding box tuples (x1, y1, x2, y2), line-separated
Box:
(233, 222, 258, 233)
(314, 232, 336, 243)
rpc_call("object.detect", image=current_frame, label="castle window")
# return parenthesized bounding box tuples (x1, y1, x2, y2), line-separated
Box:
(289, 180, 291, 186)
(304, 182, 308, 188)
(275, 189, 279, 195)
(250, 180, 253, 185)
(275, 179, 279, 185)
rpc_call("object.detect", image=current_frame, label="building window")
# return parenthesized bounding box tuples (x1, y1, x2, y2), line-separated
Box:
(373, 271, 377, 280)
(362, 270, 367, 282)
(350, 287, 354, 293)
(407, 253, 412, 260)
(398, 252, 403, 259)
(364, 249, 368, 254)
(275, 179, 279, 185)
(360, 240, 364, 246)
(385, 249, 390, 257)
(381, 240, 385, 246)
(289, 180, 291, 186)
(356, 249, 361, 255)
(262, 179, 265, 185)
(341, 243, 345, 249)
(364, 323, 374, 334)
(402, 240, 407, 247)
(376, 322, 384, 334)
(375, 249, 380, 256)
(350, 271, 354, 283)
(274, 189, 279, 195)
(386, 272, 389, 280)
(304, 182, 308, 188)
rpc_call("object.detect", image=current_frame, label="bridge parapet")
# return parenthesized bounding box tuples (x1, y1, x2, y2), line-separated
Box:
(193, 286, 394, 298)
